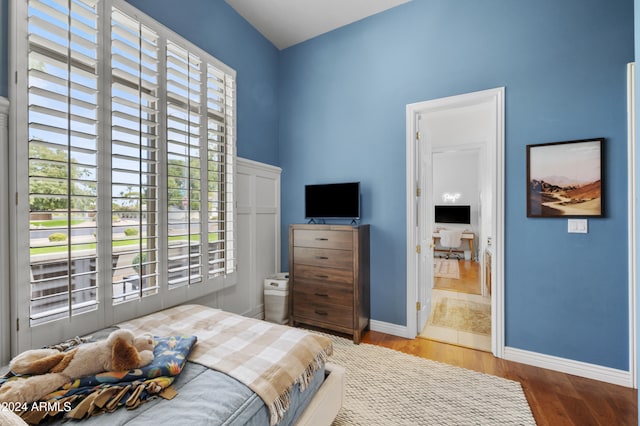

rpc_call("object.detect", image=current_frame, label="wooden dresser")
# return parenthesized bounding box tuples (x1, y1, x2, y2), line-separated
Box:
(289, 224, 370, 344)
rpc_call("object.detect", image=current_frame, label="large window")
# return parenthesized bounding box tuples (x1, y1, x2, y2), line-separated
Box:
(14, 0, 236, 343)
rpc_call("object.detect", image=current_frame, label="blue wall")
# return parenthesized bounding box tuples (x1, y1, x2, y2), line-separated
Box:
(0, 0, 634, 372)
(127, 0, 280, 165)
(279, 0, 633, 371)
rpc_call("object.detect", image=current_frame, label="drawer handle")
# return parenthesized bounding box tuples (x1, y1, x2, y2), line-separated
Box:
(315, 310, 328, 316)
(315, 292, 329, 297)
(315, 274, 329, 279)
(315, 237, 329, 241)
(315, 256, 329, 260)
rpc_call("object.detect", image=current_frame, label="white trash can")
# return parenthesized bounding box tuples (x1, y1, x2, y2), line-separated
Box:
(264, 273, 289, 324)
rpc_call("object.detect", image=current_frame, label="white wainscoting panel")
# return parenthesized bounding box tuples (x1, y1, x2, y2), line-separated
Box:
(218, 158, 281, 318)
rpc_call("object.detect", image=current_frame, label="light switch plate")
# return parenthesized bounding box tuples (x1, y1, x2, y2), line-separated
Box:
(568, 219, 588, 234)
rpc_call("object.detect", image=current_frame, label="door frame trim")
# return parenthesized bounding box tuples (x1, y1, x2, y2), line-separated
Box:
(405, 87, 505, 357)
(626, 62, 637, 388)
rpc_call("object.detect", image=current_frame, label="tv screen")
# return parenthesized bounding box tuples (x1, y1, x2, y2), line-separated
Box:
(305, 182, 360, 219)
(434, 205, 471, 224)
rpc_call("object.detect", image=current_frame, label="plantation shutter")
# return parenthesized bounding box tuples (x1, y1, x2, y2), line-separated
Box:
(166, 42, 204, 287)
(18, 0, 237, 348)
(27, 0, 100, 325)
(110, 8, 160, 303)
(206, 65, 235, 277)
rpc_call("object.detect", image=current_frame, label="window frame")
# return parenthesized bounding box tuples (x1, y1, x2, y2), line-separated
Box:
(9, 0, 237, 353)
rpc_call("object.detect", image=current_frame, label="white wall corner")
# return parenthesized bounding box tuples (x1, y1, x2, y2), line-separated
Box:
(504, 346, 634, 388)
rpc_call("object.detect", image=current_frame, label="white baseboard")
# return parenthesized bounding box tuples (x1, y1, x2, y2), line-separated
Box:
(369, 319, 412, 339)
(504, 346, 633, 388)
(368, 319, 634, 388)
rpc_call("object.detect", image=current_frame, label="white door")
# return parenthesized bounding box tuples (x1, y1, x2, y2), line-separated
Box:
(416, 118, 434, 330)
(406, 87, 505, 356)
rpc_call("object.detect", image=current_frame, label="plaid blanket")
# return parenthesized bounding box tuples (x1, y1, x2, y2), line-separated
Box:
(117, 304, 333, 426)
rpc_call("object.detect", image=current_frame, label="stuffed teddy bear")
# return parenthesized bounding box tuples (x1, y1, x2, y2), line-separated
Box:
(0, 329, 154, 405)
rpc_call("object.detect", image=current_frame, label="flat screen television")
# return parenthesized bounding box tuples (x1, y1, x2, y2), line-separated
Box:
(305, 182, 360, 219)
(434, 205, 471, 224)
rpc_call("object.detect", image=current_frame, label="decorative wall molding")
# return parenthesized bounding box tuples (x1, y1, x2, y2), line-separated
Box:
(221, 157, 281, 318)
(193, 158, 281, 319)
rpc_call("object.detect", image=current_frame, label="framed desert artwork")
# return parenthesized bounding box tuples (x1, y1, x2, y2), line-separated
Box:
(526, 138, 604, 217)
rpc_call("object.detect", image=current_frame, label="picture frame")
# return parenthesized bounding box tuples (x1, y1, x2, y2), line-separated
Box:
(526, 138, 604, 218)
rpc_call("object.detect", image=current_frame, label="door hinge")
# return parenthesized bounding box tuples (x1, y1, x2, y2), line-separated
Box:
(416, 245, 421, 254)
(416, 131, 420, 141)
(15, 192, 18, 205)
(416, 187, 421, 197)
(16, 318, 19, 332)
(416, 301, 421, 311)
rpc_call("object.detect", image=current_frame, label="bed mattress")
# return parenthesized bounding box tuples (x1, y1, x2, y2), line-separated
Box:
(1, 305, 342, 425)
(45, 361, 325, 426)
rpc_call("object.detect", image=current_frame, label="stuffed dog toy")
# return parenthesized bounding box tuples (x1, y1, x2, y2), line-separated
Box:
(0, 329, 154, 405)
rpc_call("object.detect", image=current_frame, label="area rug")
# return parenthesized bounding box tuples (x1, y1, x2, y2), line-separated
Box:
(430, 297, 491, 335)
(434, 258, 460, 279)
(327, 334, 535, 425)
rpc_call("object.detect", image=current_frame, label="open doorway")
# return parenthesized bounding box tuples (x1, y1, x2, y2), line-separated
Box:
(405, 87, 504, 357)
(420, 147, 491, 351)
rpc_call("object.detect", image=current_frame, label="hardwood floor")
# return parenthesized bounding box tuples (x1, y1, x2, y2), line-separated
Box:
(362, 330, 638, 425)
(434, 258, 481, 294)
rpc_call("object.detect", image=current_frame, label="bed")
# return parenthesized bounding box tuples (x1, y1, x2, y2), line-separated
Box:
(1, 304, 345, 425)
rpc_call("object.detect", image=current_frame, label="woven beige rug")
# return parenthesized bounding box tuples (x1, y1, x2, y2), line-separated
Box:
(327, 334, 535, 425)
(431, 297, 491, 335)
(434, 258, 460, 279)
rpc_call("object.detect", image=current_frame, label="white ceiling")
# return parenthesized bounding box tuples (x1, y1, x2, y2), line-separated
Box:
(225, 0, 412, 50)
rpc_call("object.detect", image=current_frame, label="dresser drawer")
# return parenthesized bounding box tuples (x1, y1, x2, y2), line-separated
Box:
(293, 297, 353, 329)
(293, 283, 353, 307)
(293, 229, 353, 250)
(293, 247, 353, 270)
(293, 264, 352, 286)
